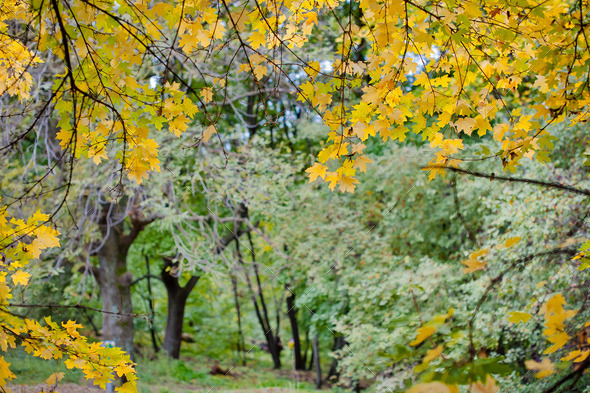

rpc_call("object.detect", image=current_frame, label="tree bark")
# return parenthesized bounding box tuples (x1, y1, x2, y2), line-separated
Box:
(313, 334, 321, 389)
(145, 256, 159, 353)
(235, 226, 282, 369)
(93, 204, 139, 358)
(303, 329, 310, 369)
(231, 274, 247, 365)
(92, 200, 154, 360)
(161, 257, 200, 359)
(286, 291, 304, 370)
(328, 335, 346, 381)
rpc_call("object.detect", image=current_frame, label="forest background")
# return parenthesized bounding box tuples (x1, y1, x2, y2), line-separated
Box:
(0, 0, 589, 392)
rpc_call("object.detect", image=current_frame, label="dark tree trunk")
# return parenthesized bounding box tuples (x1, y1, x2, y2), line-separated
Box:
(235, 227, 282, 369)
(231, 275, 247, 365)
(93, 202, 151, 359)
(328, 335, 346, 381)
(286, 291, 304, 370)
(313, 334, 321, 389)
(303, 329, 310, 369)
(161, 257, 199, 359)
(145, 256, 159, 353)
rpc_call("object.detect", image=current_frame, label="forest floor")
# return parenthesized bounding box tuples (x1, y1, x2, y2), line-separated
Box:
(8, 385, 314, 393)
(8, 386, 316, 393)
(6, 351, 322, 393)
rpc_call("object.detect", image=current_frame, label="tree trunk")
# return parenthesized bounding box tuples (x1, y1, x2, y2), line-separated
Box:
(145, 256, 159, 353)
(92, 201, 153, 360)
(231, 275, 246, 365)
(235, 229, 282, 369)
(328, 335, 346, 381)
(313, 334, 321, 389)
(161, 257, 199, 359)
(265, 322, 282, 369)
(303, 329, 310, 369)
(286, 291, 304, 370)
(94, 216, 134, 357)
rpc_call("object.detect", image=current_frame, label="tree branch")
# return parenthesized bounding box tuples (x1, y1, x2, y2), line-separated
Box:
(426, 166, 590, 197)
(6, 303, 146, 318)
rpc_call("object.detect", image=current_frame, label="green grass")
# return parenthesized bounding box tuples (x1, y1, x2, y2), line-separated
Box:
(136, 354, 318, 393)
(5, 349, 320, 393)
(4, 347, 85, 384)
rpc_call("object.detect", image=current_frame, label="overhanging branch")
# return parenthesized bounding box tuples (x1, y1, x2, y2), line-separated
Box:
(425, 165, 590, 197)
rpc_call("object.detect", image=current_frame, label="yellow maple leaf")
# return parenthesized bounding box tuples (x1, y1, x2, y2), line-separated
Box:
(408, 382, 459, 393)
(170, 114, 189, 137)
(249, 31, 266, 49)
(203, 125, 217, 142)
(30, 225, 60, 258)
(353, 155, 372, 173)
(11, 270, 31, 286)
(305, 60, 320, 80)
(561, 349, 590, 363)
(544, 331, 570, 354)
(114, 363, 135, 377)
(423, 345, 443, 363)
(306, 163, 327, 182)
(502, 236, 521, 248)
(116, 380, 137, 393)
(62, 320, 83, 338)
(0, 356, 16, 385)
(338, 176, 359, 193)
(453, 117, 476, 135)
(533, 75, 550, 93)
(462, 259, 487, 274)
(507, 311, 532, 324)
(461, 248, 488, 274)
(325, 172, 339, 191)
(200, 87, 213, 103)
(543, 293, 567, 315)
(469, 375, 499, 393)
(410, 326, 436, 346)
(91, 148, 108, 165)
(179, 33, 199, 52)
(252, 64, 268, 80)
(525, 358, 554, 378)
(45, 371, 65, 386)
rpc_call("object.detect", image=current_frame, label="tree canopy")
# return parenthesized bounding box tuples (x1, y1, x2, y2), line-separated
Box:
(0, 0, 589, 392)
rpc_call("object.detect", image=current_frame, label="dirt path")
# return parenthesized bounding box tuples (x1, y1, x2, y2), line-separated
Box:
(8, 383, 105, 393)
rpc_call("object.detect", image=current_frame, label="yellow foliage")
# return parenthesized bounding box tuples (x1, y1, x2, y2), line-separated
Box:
(410, 326, 436, 346)
(422, 345, 443, 363)
(407, 382, 459, 393)
(306, 163, 328, 182)
(540, 294, 577, 354)
(0, 204, 137, 390)
(507, 312, 532, 324)
(203, 125, 217, 143)
(525, 358, 555, 379)
(45, 372, 65, 386)
(468, 376, 499, 393)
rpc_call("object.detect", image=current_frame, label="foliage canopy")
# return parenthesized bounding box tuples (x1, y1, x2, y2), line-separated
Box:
(0, 0, 589, 391)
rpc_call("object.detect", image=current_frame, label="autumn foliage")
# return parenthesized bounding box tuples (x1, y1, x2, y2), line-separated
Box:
(0, 0, 589, 391)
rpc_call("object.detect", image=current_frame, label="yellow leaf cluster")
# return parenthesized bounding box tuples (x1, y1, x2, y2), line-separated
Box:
(409, 309, 454, 347)
(540, 294, 576, 354)
(0, 0, 41, 101)
(525, 358, 555, 379)
(304, 0, 590, 191)
(407, 382, 458, 393)
(0, 204, 137, 391)
(410, 326, 436, 346)
(507, 311, 532, 324)
(469, 376, 499, 393)
(461, 249, 488, 274)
